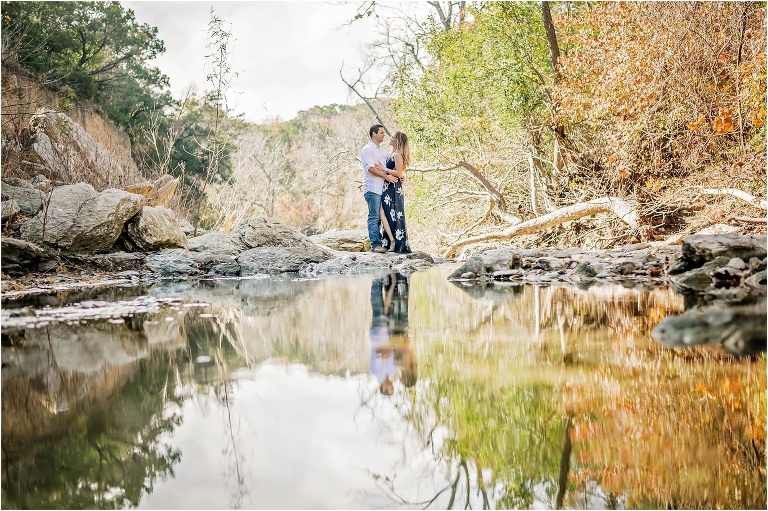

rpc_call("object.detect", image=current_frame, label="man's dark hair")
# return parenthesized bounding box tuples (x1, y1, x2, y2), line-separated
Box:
(369, 124, 385, 138)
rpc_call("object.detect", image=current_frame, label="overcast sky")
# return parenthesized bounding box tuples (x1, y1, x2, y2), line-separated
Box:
(124, 1, 382, 123)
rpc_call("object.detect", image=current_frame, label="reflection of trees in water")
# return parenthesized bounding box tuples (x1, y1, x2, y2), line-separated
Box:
(2, 351, 183, 509)
(379, 278, 766, 509)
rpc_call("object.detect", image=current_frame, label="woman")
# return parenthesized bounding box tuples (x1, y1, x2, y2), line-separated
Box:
(379, 131, 412, 253)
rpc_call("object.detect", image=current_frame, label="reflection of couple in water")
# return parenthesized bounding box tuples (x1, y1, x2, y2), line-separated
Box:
(369, 273, 418, 396)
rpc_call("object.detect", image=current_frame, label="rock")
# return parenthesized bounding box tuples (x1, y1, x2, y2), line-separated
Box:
(208, 261, 241, 276)
(20, 183, 143, 253)
(81, 251, 146, 271)
(309, 229, 371, 252)
(571, 261, 597, 281)
(188, 231, 247, 255)
(0, 181, 44, 214)
(126, 206, 188, 251)
(727, 257, 747, 270)
(150, 175, 179, 207)
(1, 177, 28, 187)
(670, 233, 767, 274)
(145, 248, 202, 276)
(238, 246, 330, 275)
(124, 181, 155, 197)
(745, 270, 767, 291)
(448, 255, 487, 280)
(28, 111, 135, 187)
(1, 199, 20, 220)
(178, 218, 195, 235)
(29, 174, 53, 193)
(237, 217, 322, 252)
(1, 237, 46, 267)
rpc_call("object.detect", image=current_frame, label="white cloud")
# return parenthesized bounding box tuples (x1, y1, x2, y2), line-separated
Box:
(124, 1, 382, 122)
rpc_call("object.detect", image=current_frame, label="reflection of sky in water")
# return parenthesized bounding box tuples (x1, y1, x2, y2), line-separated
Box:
(141, 362, 444, 510)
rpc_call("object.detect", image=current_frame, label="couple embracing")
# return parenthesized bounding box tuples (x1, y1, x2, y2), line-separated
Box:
(361, 124, 412, 254)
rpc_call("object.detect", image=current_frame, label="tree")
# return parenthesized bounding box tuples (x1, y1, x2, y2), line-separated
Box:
(1, 1, 166, 101)
(193, 8, 238, 234)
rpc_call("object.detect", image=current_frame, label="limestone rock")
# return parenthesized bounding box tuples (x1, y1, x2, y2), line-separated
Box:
(123, 175, 179, 207)
(237, 217, 322, 252)
(0, 180, 44, 214)
(188, 231, 247, 255)
(309, 229, 371, 252)
(1, 237, 46, 266)
(126, 206, 188, 251)
(27, 111, 134, 188)
(150, 175, 179, 207)
(20, 183, 143, 253)
(145, 248, 202, 276)
(29, 174, 53, 193)
(238, 246, 330, 275)
(124, 182, 155, 197)
(670, 233, 767, 274)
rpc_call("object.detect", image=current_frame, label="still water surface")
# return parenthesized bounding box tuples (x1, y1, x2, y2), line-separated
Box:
(1, 266, 765, 509)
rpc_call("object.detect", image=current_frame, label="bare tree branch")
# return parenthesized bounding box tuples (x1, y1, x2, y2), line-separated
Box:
(697, 188, 768, 209)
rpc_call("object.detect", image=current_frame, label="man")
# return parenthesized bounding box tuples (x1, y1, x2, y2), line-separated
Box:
(361, 124, 397, 253)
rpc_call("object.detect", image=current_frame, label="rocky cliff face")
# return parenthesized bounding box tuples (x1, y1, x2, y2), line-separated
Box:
(0, 63, 140, 189)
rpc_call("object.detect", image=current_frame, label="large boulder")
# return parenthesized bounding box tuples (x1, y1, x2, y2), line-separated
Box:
(20, 183, 143, 253)
(27, 111, 135, 188)
(237, 217, 325, 253)
(309, 229, 371, 252)
(0, 180, 44, 214)
(126, 206, 188, 251)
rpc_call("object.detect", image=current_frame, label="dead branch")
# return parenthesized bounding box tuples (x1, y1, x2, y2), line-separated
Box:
(727, 216, 767, 224)
(697, 188, 768, 209)
(410, 160, 521, 224)
(339, 62, 390, 136)
(444, 196, 639, 258)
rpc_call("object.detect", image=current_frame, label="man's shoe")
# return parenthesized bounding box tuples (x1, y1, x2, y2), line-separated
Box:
(373, 247, 387, 253)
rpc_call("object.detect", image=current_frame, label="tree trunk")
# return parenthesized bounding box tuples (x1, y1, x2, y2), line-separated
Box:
(540, 1, 561, 79)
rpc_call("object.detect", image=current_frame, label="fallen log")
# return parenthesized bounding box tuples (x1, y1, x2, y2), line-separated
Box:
(444, 196, 638, 258)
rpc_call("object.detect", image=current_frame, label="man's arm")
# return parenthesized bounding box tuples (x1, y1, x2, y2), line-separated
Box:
(363, 147, 396, 181)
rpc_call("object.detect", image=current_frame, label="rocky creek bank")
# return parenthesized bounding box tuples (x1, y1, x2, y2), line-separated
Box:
(448, 232, 767, 355)
(1, 175, 439, 299)
(2, 175, 765, 355)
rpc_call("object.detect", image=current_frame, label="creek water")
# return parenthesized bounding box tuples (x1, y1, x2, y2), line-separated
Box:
(1, 265, 765, 509)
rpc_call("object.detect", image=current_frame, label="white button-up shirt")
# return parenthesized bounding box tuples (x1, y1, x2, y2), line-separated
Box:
(361, 141, 390, 195)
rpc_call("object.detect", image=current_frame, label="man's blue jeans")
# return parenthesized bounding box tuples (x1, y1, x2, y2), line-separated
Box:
(364, 191, 382, 249)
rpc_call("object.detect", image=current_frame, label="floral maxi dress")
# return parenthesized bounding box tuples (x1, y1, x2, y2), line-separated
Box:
(380, 157, 412, 253)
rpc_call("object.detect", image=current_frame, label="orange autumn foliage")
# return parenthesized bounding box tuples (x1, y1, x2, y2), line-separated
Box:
(553, 2, 766, 184)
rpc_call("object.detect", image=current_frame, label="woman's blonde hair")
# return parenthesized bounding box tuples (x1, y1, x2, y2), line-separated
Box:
(392, 131, 411, 168)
